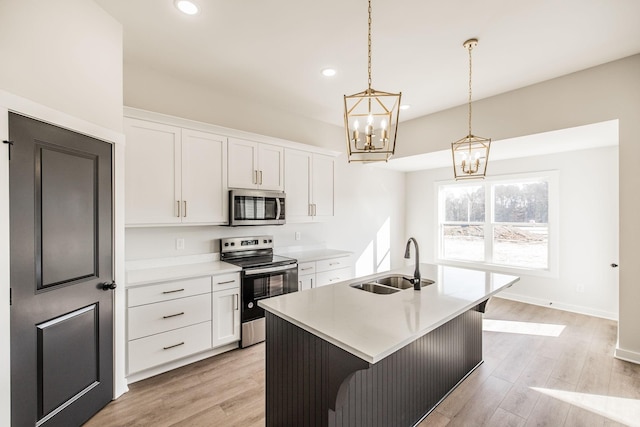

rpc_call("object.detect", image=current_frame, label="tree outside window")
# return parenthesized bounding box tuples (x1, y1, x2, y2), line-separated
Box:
(439, 175, 551, 271)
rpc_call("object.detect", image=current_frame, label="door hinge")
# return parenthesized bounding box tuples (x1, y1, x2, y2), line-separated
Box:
(3, 140, 14, 160)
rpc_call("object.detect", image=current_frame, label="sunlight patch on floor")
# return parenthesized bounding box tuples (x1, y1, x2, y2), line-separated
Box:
(483, 319, 565, 337)
(531, 387, 640, 426)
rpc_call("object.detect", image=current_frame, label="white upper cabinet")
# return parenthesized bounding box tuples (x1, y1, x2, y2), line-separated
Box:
(284, 149, 312, 220)
(285, 149, 335, 222)
(181, 129, 228, 224)
(124, 118, 228, 226)
(311, 154, 335, 220)
(227, 138, 283, 191)
(125, 119, 182, 225)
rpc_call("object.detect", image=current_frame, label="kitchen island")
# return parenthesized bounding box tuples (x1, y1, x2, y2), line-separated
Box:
(259, 263, 519, 427)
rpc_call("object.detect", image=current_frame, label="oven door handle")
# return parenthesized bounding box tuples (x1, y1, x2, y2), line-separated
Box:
(254, 292, 284, 302)
(244, 264, 297, 276)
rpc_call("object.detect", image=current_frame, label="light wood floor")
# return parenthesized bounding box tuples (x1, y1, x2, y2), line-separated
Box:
(85, 298, 639, 427)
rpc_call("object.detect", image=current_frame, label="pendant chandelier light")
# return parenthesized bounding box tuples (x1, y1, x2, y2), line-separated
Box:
(451, 38, 491, 180)
(344, 0, 401, 163)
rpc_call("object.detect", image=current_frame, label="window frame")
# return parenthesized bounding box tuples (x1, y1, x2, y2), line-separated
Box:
(435, 170, 559, 278)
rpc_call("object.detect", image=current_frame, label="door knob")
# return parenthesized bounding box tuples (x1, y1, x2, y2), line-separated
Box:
(100, 282, 117, 291)
(611, 263, 619, 268)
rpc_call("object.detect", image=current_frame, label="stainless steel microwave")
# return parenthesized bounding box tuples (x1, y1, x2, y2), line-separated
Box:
(228, 189, 286, 226)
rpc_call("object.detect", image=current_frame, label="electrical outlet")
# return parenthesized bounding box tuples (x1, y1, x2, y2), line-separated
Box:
(176, 238, 185, 250)
(295, 232, 301, 241)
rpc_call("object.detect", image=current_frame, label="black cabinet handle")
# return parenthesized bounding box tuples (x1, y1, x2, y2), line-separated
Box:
(162, 312, 185, 319)
(163, 342, 184, 350)
(101, 282, 117, 291)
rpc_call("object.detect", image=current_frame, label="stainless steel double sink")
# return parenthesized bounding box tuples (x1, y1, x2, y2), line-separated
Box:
(350, 274, 435, 294)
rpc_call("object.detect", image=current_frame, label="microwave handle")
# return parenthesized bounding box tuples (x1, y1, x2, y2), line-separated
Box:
(276, 197, 282, 220)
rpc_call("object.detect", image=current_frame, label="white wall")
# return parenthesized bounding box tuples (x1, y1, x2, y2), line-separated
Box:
(124, 62, 341, 152)
(0, 1, 125, 423)
(407, 146, 619, 319)
(0, 0, 123, 131)
(397, 54, 640, 362)
(125, 154, 407, 274)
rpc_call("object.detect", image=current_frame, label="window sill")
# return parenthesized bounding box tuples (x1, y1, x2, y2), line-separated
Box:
(435, 258, 558, 279)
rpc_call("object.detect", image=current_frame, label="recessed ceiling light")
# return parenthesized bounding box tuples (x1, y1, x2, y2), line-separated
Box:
(175, 0, 199, 15)
(321, 68, 336, 77)
(400, 104, 411, 110)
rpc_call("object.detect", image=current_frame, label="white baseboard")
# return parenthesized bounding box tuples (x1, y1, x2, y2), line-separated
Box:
(614, 347, 640, 365)
(495, 292, 618, 321)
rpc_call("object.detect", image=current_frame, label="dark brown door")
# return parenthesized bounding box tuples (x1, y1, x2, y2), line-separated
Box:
(9, 113, 114, 427)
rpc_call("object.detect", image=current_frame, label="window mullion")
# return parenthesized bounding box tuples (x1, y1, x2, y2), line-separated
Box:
(485, 182, 493, 263)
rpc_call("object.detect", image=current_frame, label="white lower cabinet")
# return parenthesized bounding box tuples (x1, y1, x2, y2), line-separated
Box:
(316, 267, 352, 287)
(297, 255, 352, 290)
(315, 257, 352, 287)
(212, 272, 241, 347)
(127, 272, 241, 376)
(297, 261, 315, 291)
(128, 322, 212, 375)
(213, 287, 240, 347)
(128, 293, 212, 340)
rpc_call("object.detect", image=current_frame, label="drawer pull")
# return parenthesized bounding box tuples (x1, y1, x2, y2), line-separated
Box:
(162, 312, 185, 319)
(330, 277, 340, 281)
(163, 342, 185, 350)
(300, 267, 313, 271)
(162, 288, 185, 294)
(217, 280, 236, 285)
(329, 262, 340, 266)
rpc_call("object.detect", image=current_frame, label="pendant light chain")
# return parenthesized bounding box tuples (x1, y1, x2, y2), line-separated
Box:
(451, 38, 490, 180)
(367, 0, 372, 91)
(467, 42, 473, 137)
(343, 0, 401, 163)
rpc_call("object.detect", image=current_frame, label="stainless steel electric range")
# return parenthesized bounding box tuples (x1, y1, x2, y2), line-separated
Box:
(220, 235, 298, 348)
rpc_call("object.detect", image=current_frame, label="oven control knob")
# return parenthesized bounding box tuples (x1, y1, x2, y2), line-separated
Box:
(248, 302, 254, 309)
(263, 239, 267, 243)
(269, 239, 272, 243)
(224, 243, 229, 247)
(231, 242, 235, 246)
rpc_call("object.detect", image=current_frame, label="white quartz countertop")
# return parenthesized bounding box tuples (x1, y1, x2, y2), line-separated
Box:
(277, 248, 352, 263)
(259, 263, 519, 364)
(126, 261, 241, 287)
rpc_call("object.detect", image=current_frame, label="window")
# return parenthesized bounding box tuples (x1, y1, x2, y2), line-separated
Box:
(437, 172, 557, 274)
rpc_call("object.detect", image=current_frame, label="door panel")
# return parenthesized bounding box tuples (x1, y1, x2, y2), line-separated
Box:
(9, 113, 113, 427)
(38, 305, 99, 419)
(39, 145, 97, 287)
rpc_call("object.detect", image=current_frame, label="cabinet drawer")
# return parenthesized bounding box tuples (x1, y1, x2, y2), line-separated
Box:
(298, 261, 316, 275)
(213, 272, 240, 291)
(127, 276, 211, 307)
(316, 256, 350, 273)
(128, 293, 212, 340)
(128, 321, 212, 374)
(316, 267, 352, 287)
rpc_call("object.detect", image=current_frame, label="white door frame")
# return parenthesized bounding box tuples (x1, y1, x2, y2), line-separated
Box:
(0, 89, 128, 427)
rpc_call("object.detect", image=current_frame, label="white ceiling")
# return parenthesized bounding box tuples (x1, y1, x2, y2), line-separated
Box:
(377, 119, 619, 172)
(95, 0, 640, 127)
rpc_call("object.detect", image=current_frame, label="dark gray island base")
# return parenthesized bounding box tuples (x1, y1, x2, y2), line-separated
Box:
(265, 301, 487, 427)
